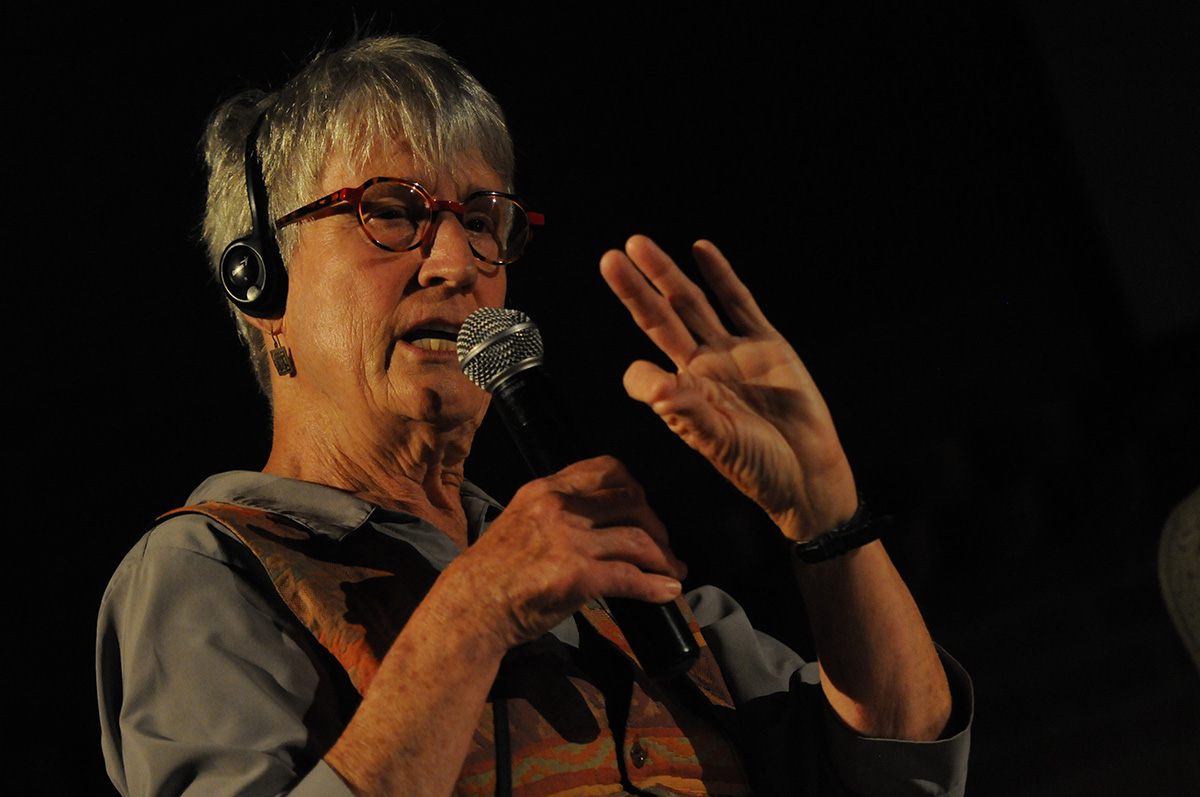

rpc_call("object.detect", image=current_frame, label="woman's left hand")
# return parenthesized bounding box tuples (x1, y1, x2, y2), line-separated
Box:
(600, 235, 858, 542)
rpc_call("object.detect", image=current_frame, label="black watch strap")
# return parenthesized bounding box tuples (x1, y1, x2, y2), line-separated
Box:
(792, 498, 892, 563)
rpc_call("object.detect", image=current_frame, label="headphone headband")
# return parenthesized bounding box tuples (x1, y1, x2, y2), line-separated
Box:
(219, 111, 287, 318)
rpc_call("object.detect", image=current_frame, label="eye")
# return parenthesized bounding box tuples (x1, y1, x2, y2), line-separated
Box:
(363, 199, 418, 224)
(462, 210, 498, 236)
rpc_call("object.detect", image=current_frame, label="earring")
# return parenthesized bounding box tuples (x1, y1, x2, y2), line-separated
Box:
(269, 332, 295, 377)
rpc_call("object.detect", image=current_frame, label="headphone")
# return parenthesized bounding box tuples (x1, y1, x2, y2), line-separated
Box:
(219, 112, 287, 318)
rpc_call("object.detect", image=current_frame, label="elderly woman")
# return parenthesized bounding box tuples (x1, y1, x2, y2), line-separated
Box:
(98, 36, 970, 796)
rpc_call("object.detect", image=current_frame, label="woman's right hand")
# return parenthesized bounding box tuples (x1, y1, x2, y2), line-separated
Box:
(443, 455, 687, 652)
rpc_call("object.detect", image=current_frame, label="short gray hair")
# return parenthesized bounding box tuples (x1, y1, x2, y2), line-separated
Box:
(201, 36, 515, 399)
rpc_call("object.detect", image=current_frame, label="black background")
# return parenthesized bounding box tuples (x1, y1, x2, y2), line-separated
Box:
(17, 2, 1199, 794)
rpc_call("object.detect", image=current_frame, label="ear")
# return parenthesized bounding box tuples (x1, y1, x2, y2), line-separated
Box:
(241, 311, 281, 339)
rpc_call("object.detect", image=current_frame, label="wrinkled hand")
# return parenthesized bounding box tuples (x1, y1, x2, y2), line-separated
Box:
(446, 456, 686, 651)
(600, 236, 858, 541)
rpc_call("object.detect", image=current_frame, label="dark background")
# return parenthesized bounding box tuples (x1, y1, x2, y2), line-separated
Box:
(18, 2, 1198, 794)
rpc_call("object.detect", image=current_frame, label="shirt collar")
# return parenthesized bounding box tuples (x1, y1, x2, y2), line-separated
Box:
(187, 471, 504, 571)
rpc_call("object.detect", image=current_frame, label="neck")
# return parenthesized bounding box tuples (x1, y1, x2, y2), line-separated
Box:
(264, 402, 479, 549)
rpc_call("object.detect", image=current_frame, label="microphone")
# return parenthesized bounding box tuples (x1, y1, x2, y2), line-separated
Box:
(458, 307, 700, 680)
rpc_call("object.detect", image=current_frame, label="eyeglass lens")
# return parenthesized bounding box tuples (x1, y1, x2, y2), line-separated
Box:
(359, 182, 531, 264)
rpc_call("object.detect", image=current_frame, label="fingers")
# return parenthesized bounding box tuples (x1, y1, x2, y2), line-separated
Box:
(584, 561, 684, 605)
(624, 235, 732, 345)
(601, 237, 720, 368)
(690, 239, 773, 335)
(600, 235, 772, 366)
(542, 457, 686, 579)
(578, 524, 687, 586)
(455, 456, 687, 649)
(600, 248, 698, 369)
(502, 457, 686, 581)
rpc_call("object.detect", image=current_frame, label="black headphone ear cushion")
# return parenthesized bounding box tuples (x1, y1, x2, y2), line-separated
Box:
(220, 236, 287, 318)
(221, 239, 265, 301)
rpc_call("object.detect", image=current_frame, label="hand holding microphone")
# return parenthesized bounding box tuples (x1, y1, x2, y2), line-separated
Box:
(458, 308, 700, 680)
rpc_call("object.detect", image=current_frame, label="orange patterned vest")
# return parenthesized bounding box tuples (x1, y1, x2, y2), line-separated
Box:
(168, 502, 752, 796)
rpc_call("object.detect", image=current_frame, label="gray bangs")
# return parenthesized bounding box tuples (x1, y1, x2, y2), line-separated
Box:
(331, 63, 514, 186)
(266, 37, 514, 240)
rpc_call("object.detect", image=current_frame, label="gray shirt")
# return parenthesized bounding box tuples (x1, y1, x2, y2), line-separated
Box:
(97, 471, 971, 795)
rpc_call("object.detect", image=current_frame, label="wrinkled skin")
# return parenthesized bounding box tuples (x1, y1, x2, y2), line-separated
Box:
(600, 235, 860, 541)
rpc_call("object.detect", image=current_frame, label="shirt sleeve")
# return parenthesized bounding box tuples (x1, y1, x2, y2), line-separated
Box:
(96, 515, 360, 797)
(687, 585, 972, 796)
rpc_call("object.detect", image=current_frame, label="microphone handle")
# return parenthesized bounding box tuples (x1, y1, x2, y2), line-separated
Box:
(490, 368, 700, 680)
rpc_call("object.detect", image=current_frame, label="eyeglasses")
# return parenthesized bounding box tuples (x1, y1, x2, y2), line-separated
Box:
(275, 177, 544, 266)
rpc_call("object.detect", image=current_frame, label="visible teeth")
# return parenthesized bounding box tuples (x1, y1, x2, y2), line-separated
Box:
(410, 337, 456, 352)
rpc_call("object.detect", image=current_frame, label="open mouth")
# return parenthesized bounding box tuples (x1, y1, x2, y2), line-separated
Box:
(400, 326, 459, 353)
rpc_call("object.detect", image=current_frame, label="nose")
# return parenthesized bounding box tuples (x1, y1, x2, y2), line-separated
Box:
(416, 212, 479, 290)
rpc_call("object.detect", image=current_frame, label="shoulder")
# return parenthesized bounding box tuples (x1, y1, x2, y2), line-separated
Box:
(97, 507, 356, 795)
(101, 508, 266, 610)
(97, 509, 290, 678)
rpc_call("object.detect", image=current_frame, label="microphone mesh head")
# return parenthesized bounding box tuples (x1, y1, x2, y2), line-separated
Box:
(457, 307, 545, 392)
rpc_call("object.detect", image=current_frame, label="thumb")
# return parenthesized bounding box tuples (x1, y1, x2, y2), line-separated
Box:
(623, 361, 725, 450)
(622, 360, 678, 407)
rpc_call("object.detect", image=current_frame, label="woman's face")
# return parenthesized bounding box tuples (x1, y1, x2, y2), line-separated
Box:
(278, 144, 509, 435)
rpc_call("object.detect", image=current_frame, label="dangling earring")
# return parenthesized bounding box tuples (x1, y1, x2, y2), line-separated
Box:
(269, 332, 295, 377)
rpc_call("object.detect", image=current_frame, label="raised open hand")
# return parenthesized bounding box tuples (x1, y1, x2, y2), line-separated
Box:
(600, 236, 859, 541)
